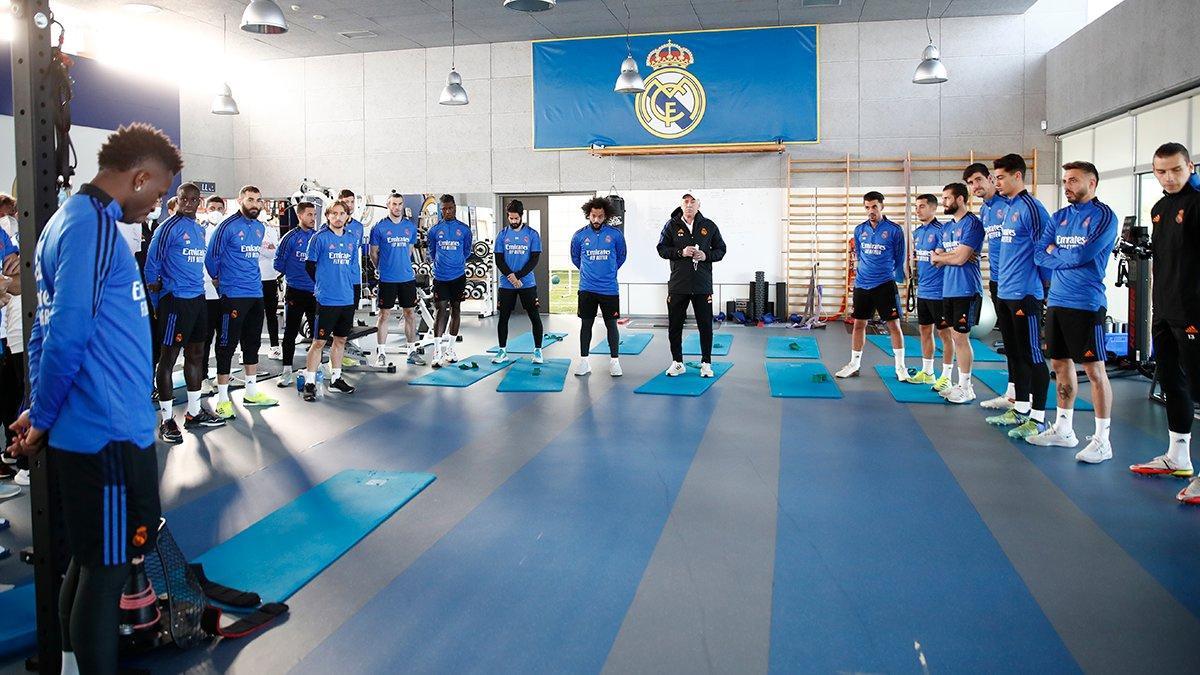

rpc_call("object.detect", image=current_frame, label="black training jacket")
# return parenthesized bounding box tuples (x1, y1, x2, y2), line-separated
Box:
(656, 208, 727, 295)
(1151, 181, 1200, 326)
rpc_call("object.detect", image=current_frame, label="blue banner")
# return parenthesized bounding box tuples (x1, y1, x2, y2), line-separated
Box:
(532, 25, 818, 150)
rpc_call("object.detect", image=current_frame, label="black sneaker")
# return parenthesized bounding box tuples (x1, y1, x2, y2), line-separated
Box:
(158, 419, 183, 444)
(184, 409, 226, 429)
(329, 378, 356, 394)
(303, 383, 318, 402)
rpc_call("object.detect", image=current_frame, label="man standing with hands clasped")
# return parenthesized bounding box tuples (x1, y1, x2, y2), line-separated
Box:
(657, 193, 726, 378)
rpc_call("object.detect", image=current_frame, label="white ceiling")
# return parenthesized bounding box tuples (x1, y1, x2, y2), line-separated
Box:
(81, 0, 1040, 61)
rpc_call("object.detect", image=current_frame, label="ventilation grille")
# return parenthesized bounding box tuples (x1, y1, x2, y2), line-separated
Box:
(339, 30, 378, 39)
(800, 0, 842, 6)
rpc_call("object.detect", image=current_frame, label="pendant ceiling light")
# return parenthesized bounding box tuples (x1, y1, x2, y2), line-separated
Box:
(439, 0, 469, 105)
(212, 16, 240, 115)
(503, 0, 556, 11)
(241, 0, 288, 35)
(613, 0, 644, 94)
(912, 0, 947, 84)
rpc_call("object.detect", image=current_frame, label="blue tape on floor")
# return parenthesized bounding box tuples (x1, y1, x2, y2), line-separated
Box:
(770, 394, 1078, 673)
(970, 338, 1006, 362)
(409, 355, 513, 387)
(496, 358, 571, 393)
(591, 331, 653, 355)
(874, 365, 947, 404)
(635, 362, 733, 396)
(0, 584, 36, 659)
(765, 336, 820, 359)
(193, 470, 435, 605)
(487, 331, 566, 354)
(292, 388, 718, 674)
(683, 332, 732, 356)
(974, 369, 1093, 411)
(865, 334, 939, 357)
(765, 362, 841, 398)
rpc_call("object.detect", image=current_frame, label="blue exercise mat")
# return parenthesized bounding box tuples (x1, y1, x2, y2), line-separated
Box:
(635, 362, 733, 396)
(409, 355, 513, 387)
(873, 365, 947, 404)
(0, 584, 37, 659)
(973, 369, 1094, 411)
(970, 338, 1005, 363)
(683, 332, 732, 356)
(765, 362, 842, 398)
(496, 358, 571, 393)
(865, 334, 940, 357)
(591, 332, 653, 355)
(487, 331, 566, 354)
(765, 336, 820, 359)
(194, 470, 435, 605)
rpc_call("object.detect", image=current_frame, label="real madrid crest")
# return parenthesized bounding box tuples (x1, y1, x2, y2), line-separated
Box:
(635, 40, 706, 140)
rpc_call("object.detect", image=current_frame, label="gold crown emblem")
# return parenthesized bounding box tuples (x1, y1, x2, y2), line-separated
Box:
(646, 40, 694, 70)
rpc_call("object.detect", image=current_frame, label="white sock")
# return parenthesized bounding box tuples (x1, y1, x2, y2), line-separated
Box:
(611, 357, 620, 364)
(332, 368, 342, 380)
(958, 370, 971, 387)
(158, 400, 172, 422)
(245, 377, 258, 398)
(376, 344, 385, 356)
(849, 350, 862, 368)
(61, 651, 79, 675)
(218, 383, 229, 403)
(922, 358, 934, 375)
(1005, 382, 1016, 399)
(1167, 431, 1192, 467)
(1094, 417, 1110, 444)
(894, 348, 905, 370)
(305, 370, 316, 385)
(1031, 409, 1046, 423)
(186, 390, 201, 416)
(941, 362, 952, 380)
(1015, 400, 1031, 414)
(1056, 408, 1074, 436)
(449, 334, 459, 346)
(282, 365, 292, 375)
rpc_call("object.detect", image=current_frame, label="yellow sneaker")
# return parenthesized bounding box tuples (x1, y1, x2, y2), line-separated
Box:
(906, 371, 935, 385)
(242, 392, 279, 407)
(341, 356, 358, 368)
(215, 400, 236, 420)
(931, 374, 952, 393)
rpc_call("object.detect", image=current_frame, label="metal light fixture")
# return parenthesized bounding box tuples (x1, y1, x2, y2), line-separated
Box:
(503, 0, 556, 11)
(613, 0, 643, 94)
(212, 16, 240, 115)
(241, 0, 288, 34)
(439, 0, 469, 105)
(912, 0, 947, 84)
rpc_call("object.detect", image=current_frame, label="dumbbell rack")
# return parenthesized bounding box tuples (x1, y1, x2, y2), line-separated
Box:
(466, 239, 497, 318)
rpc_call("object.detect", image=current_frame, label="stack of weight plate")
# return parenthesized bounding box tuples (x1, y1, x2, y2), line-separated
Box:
(753, 271, 767, 321)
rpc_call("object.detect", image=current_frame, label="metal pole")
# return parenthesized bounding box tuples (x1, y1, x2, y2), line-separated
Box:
(11, 0, 65, 671)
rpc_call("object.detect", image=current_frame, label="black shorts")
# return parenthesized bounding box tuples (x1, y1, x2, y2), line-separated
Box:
(852, 281, 900, 321)
(1046, 306, 1106, 362)
(378, 281, 418, 310)
(156, 294, 207, 347)
(916, 297, 945, 328)
(578, 291, 621, 320)
(52, 441, 161, 567)
(315, 304, 355, 339)
(217, 296, 266, 365)
(433, 275, 467, 304)
(943, 295, 982, 334)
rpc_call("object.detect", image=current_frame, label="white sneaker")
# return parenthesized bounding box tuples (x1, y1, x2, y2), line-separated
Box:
(277, 370, 294, 388)
(1075, 436, 1113, 464)
(268, 346, 282, 361)
(699, 362, 714, 378)
(531, 348, 544, 365)
(201, 378, 216, 395)
(1025, 425, 1080, 447)
(980, 395, 1014, 410)
(609, 358, 623, 377)
(574, 358, 591, 376)
(0, 484, 19, 500)
(895, 367, 909, 382)
(945, 384, 976, 404)
(835, 362, 860, 378)
(1, 453, 15, 466)
(13, 470, 28, 487)
(445, 345, 459, 363)
(430, 352, 444, 369)
(374, 351, 388, 368)
(666, 361, 686, 377)
(491, 348, 509, 364)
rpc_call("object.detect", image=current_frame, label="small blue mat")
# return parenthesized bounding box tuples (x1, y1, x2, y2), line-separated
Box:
(409, 355, 512, 387)
(765, 362, 842, 398)
(683, 332, 732, 356)
(973, 369, 1093, 411)
(970, 338, 1005, 363)
(194, 470, 435, 605)
(487, 331, 566, 354)
(635, 362, 733, 397)
(497, 358, 571, 393)
(865, 334, 940, 357)
(765, 336, 820, 359)
(874, 365, 947, 404)
(0, 584, 37, 659)
(591, 332, 653, 355)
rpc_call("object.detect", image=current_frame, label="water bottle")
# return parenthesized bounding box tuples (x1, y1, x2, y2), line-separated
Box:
(315, 369, 326, 398)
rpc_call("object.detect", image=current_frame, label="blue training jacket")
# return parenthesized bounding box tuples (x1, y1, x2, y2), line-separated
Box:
(979, 193, 1007, 284)
(428, 219, 472, 281)
(853, 218, 906, 289)
(940, 213, 985, 298)
(369, 217, 417, 283)
(1035, 198, 1119, 312)
(306, 227, 358, 306)
(570, 224, 626, 295)
(496, 225, 541, 289)
(274, 226, 316, 292)
(995, 190, 1052, 300)
(205, 212, 265, 298)
(912, 220, 944, 300)
(144, 213, 206, 302)
(28, 184, 155, 453)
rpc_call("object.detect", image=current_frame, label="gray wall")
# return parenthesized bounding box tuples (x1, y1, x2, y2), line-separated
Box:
(178, 2, 1086, 197)
(1047, 0, 1200, 135)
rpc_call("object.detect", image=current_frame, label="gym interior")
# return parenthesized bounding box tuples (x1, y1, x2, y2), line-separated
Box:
(0, 0, 1198, 673)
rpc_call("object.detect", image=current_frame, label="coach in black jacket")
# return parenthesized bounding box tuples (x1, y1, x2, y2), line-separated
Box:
(657, 193, 727, 377)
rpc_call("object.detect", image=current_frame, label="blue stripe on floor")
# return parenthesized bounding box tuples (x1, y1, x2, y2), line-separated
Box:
(769, 393, 1078, 673)
(292, 388, 719, 674)
(1011, 419, 1200, 617)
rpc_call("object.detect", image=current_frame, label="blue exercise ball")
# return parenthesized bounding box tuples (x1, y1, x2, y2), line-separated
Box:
(970, 293, 997, 341)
